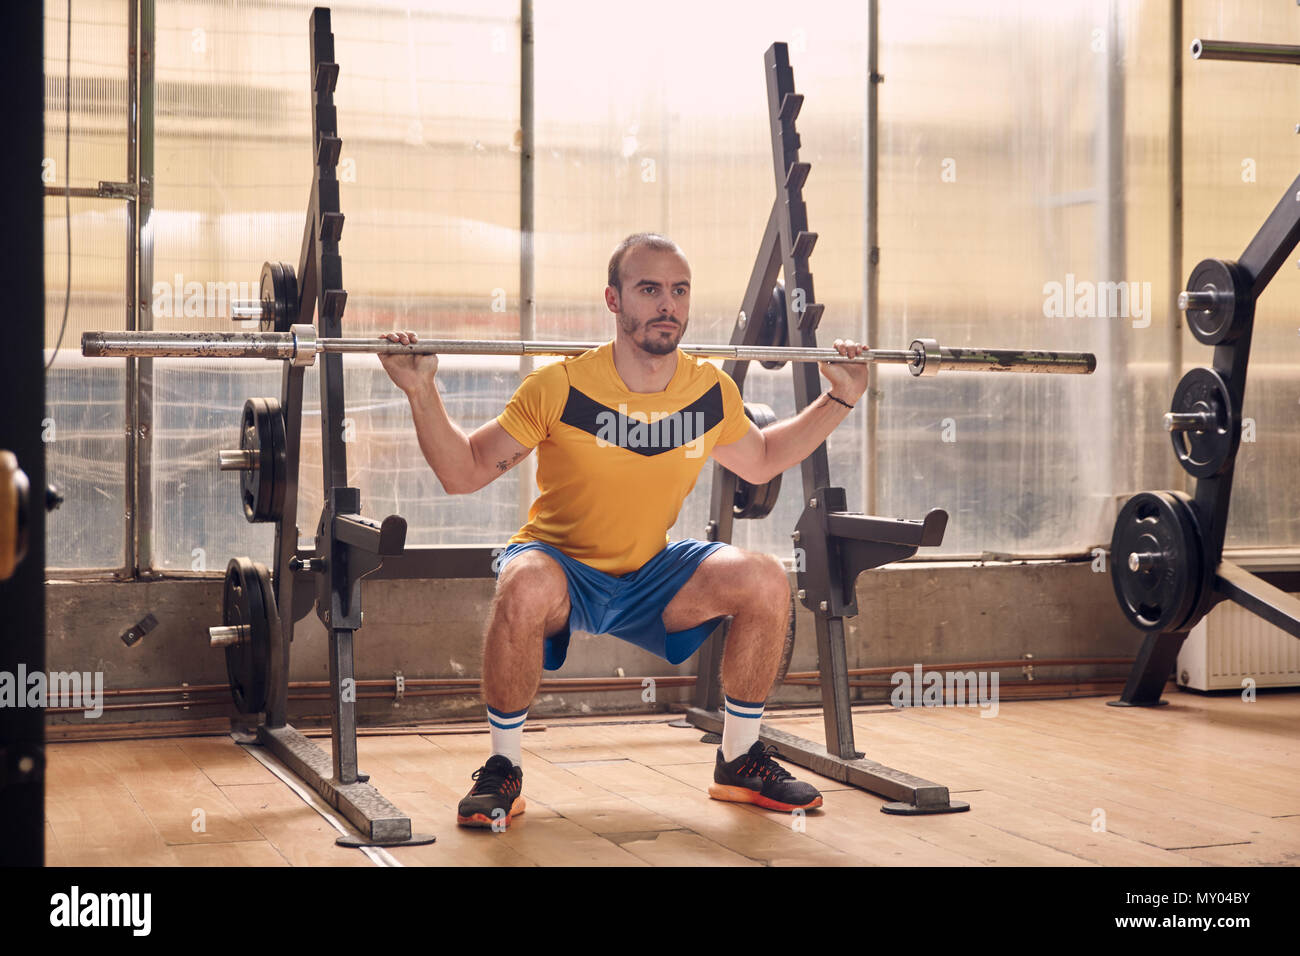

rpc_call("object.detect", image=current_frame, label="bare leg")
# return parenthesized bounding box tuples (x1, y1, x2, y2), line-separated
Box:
(482, 550, 571, 714)
(661, 546, 791, 703)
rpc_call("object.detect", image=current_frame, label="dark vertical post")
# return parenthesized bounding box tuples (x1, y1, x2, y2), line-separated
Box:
(766, 45, 856, 760)
(0, 0, 47, 866)
(310, 10, 348, 494)
(306, 8, 357, 784)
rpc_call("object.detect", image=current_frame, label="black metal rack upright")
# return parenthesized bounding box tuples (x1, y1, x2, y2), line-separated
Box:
(1109, 37, 1300, 705)
(681, 44, 967, 815)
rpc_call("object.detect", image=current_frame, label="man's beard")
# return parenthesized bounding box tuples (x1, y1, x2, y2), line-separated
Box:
(618, 312, 685, 356)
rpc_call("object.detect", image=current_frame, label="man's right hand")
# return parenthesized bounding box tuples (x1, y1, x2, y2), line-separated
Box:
(378, 331, 439, 396)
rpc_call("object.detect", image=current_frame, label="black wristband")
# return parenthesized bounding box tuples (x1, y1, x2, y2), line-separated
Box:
(826, 393, 855, 410)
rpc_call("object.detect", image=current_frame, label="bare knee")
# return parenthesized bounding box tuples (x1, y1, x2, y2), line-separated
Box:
(732, 551, 791, 622)
(492, 551, 569, 630)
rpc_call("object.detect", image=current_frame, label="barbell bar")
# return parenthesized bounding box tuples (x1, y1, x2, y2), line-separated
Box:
(82, 326, 1096, 376)
(1190, 38, 1300, 65)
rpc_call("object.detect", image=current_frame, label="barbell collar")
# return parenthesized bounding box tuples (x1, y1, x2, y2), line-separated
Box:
(289, 324, 318, 367)
(908, 338, 942, 377)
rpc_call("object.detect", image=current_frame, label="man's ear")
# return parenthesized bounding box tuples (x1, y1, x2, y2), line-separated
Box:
(604, 285, 620, 314)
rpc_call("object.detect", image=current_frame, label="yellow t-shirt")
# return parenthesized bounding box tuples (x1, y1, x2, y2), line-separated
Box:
(496, 342, 751, 575)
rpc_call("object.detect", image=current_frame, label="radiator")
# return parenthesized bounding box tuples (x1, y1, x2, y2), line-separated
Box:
(1177, 596, 1300, 691)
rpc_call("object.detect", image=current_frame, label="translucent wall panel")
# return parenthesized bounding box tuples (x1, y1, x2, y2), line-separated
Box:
(1183, 1, 1300, 548)
(533, 2, 868, 558)
(44, 1, 130, 570)
(149, 0, 521, 568)
(876, 0, 1133, 555)
(43, 0, 128, 189)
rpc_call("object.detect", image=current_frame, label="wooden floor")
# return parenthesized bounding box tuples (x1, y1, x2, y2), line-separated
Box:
(43, 691, 1300, 866)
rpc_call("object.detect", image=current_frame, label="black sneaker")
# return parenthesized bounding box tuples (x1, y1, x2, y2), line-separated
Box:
(457, 754, 526, 829)
(709, 742, 823, 812)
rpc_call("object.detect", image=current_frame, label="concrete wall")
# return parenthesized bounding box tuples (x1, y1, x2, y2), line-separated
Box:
(44, 559, 1143, 730)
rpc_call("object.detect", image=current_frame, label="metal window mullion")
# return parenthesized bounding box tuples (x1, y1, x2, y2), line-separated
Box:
(1168, 0, 1184, 492)
(1099, 0, 1126, 526)
(863, 0, 879, 516)
(134, 0, 156, 575)
(123, 0, 139, 578)
(516, 0, 534, 530)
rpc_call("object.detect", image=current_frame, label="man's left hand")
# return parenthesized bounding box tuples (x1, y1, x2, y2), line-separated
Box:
(818, 339, 869, 405)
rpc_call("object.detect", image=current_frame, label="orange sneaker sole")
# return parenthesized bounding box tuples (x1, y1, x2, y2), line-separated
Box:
(457, 795, 526, 829)
(708, 784, 822, 813)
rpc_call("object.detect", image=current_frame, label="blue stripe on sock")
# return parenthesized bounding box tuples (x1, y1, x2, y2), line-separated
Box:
(724, 705, 763, 719)
(487, 705, 529, 720)
(488, 716, 527, 730)
(724, 694, 765, 710)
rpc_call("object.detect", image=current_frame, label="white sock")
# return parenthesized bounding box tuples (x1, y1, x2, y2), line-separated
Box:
(721, 695, 765, 762)
(487, 704, 528, 767)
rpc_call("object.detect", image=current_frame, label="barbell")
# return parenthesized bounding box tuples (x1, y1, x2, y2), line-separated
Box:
(81, 326, 1097, 376)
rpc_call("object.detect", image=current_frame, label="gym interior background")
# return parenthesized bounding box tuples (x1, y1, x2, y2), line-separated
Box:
(14, 0, 1300, 867)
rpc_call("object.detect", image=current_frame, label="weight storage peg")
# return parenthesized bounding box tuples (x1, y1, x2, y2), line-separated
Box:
(1179, 258, 1252, 346)
(1164, 367, 1239, 479)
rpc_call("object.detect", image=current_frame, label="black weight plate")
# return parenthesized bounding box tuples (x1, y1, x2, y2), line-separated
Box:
(759, 283, 789, 370)
(264, 398, 287, 521)
(259, 261, 300, 333)
(1184, 258, 1249, 346)
(1169, 367, 1238, 479)
(1110, 491, 1201, 633)
(239, 398, 285, 523)
(732, 402, 782, 519)
(223, 556, 272, 714)
(238, 399, 264, 522)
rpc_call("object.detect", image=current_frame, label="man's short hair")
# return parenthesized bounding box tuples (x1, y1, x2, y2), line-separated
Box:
(607, 233, 683, 290)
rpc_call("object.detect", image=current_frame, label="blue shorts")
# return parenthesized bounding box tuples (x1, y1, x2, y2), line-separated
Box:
(496, 539, 729, 671)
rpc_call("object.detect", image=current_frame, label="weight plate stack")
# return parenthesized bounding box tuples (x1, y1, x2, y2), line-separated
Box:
(259, 261, 300, 333)
(222, 556, 278, 714)
(1183, 258, 1251, 346)
(1168, 367, 1238, 478)
(732, 402, 782, 519)
(239, 397, 287, 523)
(1110, 491, 1202, 633)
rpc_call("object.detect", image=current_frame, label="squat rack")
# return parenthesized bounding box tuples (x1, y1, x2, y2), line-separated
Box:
(79, 9, 1104, 835)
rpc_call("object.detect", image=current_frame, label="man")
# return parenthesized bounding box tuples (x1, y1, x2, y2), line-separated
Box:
(379, 233, 867, 829)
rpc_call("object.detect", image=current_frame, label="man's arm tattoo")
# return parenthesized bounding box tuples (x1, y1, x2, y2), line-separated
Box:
(496, 450, 526, 473)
